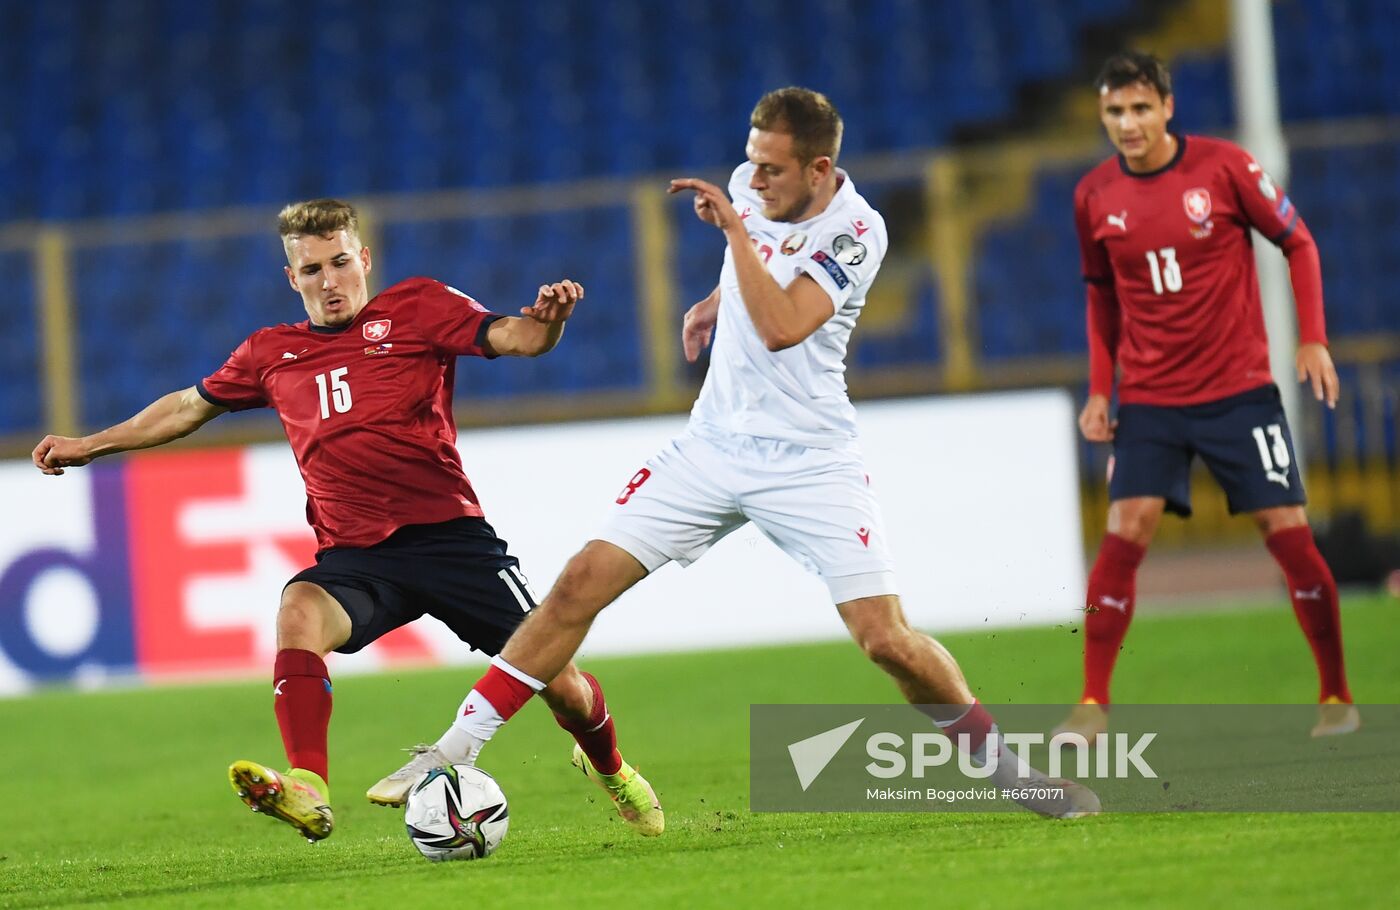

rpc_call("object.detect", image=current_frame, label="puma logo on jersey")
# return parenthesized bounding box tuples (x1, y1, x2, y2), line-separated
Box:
(856, 527, 871, 547)
(1098, 595, 1129, 612)
(1294, 586, 1323, 601)
(281, 352, 298, 360)
(274, 679, 286, 695)
(1107, 211, 1128, 232)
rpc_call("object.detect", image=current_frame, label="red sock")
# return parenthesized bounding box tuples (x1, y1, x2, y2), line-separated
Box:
(553, 672, 622, 775)
(935, 700, 996, 756)
(473, 663, 538, 722)
(1082, 532, 1146, 705)
(1265, 526, 1351, 703)
(273, 649, 332, 782)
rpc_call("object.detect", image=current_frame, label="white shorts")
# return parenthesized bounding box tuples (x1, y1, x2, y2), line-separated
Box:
(597, 425, 898, 603)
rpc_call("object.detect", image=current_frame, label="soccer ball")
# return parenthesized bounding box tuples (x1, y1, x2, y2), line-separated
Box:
(404, 764, 509, 862)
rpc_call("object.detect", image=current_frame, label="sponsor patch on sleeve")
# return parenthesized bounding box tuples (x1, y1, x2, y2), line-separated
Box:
(810, 250, 850, 290)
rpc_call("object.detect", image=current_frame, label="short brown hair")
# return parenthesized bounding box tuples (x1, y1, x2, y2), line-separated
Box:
(1095, 51, 1172, 99)
(750, 87, 843, 164)
(277, 198, 361, 244)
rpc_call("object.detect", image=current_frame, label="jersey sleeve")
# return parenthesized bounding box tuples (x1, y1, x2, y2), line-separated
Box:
(198, 337, 267, 411)
(1223, 146, 1328, 346)
(412, 279, 504, 358)
(792, 215, 887, 310)
(1223, 145, 1303, 246)
(1074, 178, 1112, 285)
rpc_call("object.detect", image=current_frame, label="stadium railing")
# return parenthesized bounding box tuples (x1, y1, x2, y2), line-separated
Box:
(2, 119, 1396, 546)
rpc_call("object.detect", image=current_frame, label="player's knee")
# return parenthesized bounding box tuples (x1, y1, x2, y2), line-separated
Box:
(546, 557, 613, 623)
(1253, 505, 1308, 537)
(1107, 501, 1161, 546)
(277, 583, 336, 651)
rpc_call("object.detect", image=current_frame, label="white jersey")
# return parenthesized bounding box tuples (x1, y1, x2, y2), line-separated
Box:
(688, 162, 888, 448)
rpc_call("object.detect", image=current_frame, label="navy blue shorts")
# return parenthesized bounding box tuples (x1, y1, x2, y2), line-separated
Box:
(288, 517, 539, 656)
(1109, 384, 1306, 517)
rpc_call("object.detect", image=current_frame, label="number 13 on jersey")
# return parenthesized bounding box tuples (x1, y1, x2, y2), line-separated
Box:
(1146, 247, 1183, 294)
(315, 367, 353, 419)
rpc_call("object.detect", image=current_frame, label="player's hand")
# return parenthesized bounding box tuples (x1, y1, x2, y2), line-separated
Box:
(682, 293, 720, 363)
(668, 178, 741, 232)
(1078, 394, 1116, 442)
(521, 280, 582, 324)
(1296, 342, 1339, 409)
(32, 435, 92, 476)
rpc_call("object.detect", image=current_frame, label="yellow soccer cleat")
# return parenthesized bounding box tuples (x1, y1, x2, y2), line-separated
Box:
(1050, 700, 1109, 745)
(229, 760, 334, 842)
(570, 745, 664, 837)
(1311, 696, 1361, 738)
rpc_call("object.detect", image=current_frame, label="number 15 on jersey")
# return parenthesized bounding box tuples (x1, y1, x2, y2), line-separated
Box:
(315, 367, 353, 419)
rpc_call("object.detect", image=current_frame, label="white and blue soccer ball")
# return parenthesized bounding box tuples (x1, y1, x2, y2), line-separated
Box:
(404, 764, 509, 862)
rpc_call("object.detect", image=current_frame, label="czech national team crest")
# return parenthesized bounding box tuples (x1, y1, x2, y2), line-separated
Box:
(1182, 188, 1212, 224)
(362, 319, 392, 342)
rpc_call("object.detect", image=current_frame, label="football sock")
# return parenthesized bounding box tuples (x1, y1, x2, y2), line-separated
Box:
(436, 657, 544, 763)
(553, 671, 622, 775)
(272, 649, 333, 785)
(1265, 526, 1352, 703)
(929, 700, 1040, 788)
(1082, 532, 1147, 705)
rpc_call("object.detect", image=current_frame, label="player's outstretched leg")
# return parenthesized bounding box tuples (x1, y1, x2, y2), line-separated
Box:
(1056, 499, 1157, 740)
(840, 593, 1100, 819)
(232, 583, 345, 839)
(1257, 512, 1359, 736)
(369, 542, 654, 813)
(546, 666, 663, 836)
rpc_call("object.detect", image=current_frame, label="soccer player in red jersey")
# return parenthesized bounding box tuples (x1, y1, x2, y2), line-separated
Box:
(31, 199, 661, 842)
(1055, 53, 1357, 741)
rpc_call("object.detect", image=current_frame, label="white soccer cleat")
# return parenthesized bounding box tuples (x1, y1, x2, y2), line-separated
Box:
(1311, 697, 1361, 738)
(367, 744, 454, 807)
(1010, 777, 1102, 819)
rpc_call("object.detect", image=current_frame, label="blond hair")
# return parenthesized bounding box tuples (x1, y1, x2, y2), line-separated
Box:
(277, 198, 361, 249)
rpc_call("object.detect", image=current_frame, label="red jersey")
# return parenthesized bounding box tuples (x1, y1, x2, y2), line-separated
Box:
(200, 277, 501, 551)
(1074, 134, 1326, 406)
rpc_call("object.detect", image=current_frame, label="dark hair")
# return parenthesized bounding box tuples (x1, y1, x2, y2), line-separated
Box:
(1095, 51, 1172, 99)
(750, 87, 844, 164)
(278, 198, 360, 243)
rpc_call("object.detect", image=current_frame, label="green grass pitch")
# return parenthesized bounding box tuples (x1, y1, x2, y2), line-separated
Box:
(2, 593, 1397, 909)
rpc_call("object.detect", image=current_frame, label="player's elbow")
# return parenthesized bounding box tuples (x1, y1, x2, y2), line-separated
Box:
(761, 327, 806, 352)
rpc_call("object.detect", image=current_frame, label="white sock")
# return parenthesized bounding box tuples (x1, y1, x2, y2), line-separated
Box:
(434, 689, 503, 764)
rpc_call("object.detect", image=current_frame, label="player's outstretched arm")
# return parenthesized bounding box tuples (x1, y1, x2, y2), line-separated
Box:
(682, 284, 720, 363)
(32, 386, 225, 475)
(485, 280, 582, 357)
(668, 178, 832, 351)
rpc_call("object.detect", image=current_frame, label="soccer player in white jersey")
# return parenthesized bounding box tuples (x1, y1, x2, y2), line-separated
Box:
(373, 87, 1098, 820)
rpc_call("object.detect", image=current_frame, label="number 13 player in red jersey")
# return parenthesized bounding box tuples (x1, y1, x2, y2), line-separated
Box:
(1056, 53, 1358, 741)
(31, 199, 661, 842)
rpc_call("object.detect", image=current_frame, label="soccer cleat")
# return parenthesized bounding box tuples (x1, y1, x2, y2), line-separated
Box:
(1050, 700, 1109, 745)
(1311, 696, 1361, 738)
(1013, 777, 1102, 820)
(570, 744, 664, 837)
(366, 744, 453, 807)
(229, 760, 334, 842)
